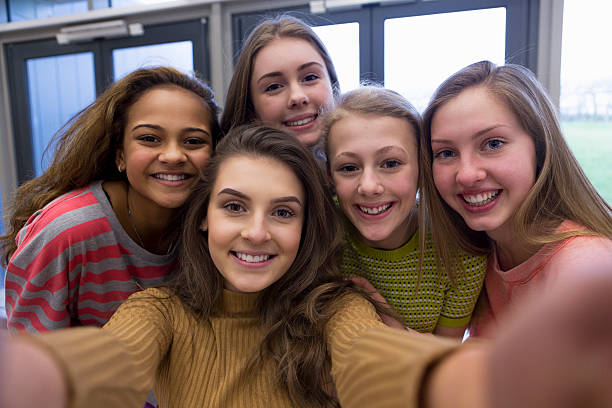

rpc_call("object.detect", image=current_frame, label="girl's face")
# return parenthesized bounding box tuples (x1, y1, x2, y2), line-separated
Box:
(430, 86, 537, 244)
(250, 37, 333, 147)
(328, 113, 419, 250)
(117, 85, 213, 213)
(203, 155, 305, 293)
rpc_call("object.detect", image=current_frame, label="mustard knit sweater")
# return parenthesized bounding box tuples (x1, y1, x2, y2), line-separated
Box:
(33, 288, 459, 408)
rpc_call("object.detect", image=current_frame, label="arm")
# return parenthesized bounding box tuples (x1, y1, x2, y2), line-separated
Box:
(4, 288, 175, 408)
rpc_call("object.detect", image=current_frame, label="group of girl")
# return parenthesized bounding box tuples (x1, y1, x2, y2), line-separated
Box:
(1, 14, 611, 408)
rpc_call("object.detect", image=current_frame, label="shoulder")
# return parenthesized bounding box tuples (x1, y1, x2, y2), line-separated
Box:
(326, 292, 383, 337)
(107, 287, 184, 324)
(547, 233, 612, 277)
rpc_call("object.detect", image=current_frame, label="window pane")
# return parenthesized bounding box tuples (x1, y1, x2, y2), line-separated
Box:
(1, 2, 8, 23)
(112, 41, 194, 81)
(560, 0, 612, 204)
(9, 0, 88, 21)
(385, 8, 506, 112)
(312, 23, 360, 92)
(27, 53, 96, 176)
(110, 0, 179, 6)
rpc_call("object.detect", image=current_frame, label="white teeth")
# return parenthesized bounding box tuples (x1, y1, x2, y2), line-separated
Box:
(235, 252, 270, 263)
(462, 190, 499, 206)
(358, 203, 391, 215)
(155, 174, 186, 181)
(286, 116, 315, 126)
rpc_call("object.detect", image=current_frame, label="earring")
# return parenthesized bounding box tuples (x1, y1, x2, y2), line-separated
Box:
(117, 164, 123, 172)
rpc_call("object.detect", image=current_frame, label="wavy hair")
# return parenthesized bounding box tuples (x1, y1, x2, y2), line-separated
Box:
(421, 60, 612, 271)
(220, 15, 340, 134)
(1, 66, 221, 266)
(169, 125, 387, 407)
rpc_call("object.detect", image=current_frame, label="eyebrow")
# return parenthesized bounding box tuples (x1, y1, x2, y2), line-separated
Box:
(132, 123, 211, 136)
(218, 188, 302, 206)
(256, 61, 325, 85)
(431, 124, 506, 144)
(334, 145, 407, 160)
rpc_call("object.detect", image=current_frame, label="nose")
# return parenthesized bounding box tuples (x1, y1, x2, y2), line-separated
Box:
(456, 156, 486, 186)
(287, 83, 309, 108)
(240, 213, 271, 244)
(159, 140, 186, 164)
(357, 168, 384, 196)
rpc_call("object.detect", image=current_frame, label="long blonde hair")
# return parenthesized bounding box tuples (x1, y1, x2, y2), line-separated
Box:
(421, 61, 612, 270)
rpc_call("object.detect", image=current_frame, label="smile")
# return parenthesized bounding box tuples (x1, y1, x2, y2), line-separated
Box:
(285, 115, 316, 127)
(153, 173, 188, 181)
(233, 251, 272, 263)
(357, 202, 392, 215)
(462, 190, 501, 206)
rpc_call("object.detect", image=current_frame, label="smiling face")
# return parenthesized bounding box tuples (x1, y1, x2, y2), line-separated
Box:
(249, 37, 334, 147)
(117, 85, 213, 214)
(430, 86, 537, 244)
(328, 113, 419, 250)
(203, 155, 305, 293)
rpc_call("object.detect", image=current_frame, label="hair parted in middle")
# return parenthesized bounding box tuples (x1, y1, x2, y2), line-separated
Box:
(421, 60, 612, 273)
(220, 15, 340, 134)
(169, 124, 371, 407)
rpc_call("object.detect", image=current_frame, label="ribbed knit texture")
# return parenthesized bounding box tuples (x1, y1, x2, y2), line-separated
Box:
(342, 226, 487, 332)
(5, 181, 176, 332)
(32, 288, 459, 407)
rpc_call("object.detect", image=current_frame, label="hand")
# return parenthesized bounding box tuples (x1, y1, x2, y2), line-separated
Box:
(349, 276, 405, 329)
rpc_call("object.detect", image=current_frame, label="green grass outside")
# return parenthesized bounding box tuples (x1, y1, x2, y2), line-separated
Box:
(561, 121, 612, 205)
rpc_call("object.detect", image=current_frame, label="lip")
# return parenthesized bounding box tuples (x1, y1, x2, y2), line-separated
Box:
(458, 189, 502, 213)
(283, 113, 318, 130)
(353, 201, 394, 219)
(230, 250, 276, 268)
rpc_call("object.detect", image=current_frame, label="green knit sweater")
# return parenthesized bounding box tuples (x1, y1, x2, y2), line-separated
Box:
(342, 226, 487, 332)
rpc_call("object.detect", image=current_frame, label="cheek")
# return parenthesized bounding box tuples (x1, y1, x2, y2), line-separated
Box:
(189, 149, 213, 170)
(252, 96, 281, 123)
(332, 177, 356, 207)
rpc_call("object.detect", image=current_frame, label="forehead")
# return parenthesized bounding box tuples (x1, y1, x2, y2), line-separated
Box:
(127, 85, 207, 119)
(213, 154, 305, 197)
(431, 86, 522, 137)
(252, 37, 326, 75)
(329, 113, 417, 154)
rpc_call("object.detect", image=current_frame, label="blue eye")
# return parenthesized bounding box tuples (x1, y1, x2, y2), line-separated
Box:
(485, 139, 504, 150)
(265, 83, 282, 92)
(434, 149, 455, 159)
(337, 164, 359, 173)
(381, 159, 401, 169)
(303, 73, 320, 82)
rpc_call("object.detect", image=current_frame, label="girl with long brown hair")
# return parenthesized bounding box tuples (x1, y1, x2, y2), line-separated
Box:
(421, 60, 612, 337)
(221, 15, 339, 147)
(1, 67, 221, 332)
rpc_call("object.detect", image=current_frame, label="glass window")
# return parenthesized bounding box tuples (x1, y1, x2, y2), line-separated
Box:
(110, 0, 179, 7)
(27, 52, 96, 176)
(312, 22, 360, 92)
(384, 8, 506, 112)
(560, 0, 612, 204)
(113, 41, 194, 81)
(9, 0, 89, 21)
(1, 2, 8, 23)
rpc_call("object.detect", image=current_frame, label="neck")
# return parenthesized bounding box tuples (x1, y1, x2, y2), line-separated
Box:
(492, 235, 540, 271)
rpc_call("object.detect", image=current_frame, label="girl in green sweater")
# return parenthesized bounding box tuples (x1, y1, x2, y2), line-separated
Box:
(322, 86, 487, 337)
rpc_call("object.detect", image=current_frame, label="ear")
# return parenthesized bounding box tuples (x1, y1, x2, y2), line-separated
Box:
(116, 149, 125, 172)
(201, 217, 208, 232)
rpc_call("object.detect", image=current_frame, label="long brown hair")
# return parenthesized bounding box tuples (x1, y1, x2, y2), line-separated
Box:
(1, 67, 221, 266)
(421, 60, 612, 271)
(169, 125, 383, 407)
(220, 15, 340, 134)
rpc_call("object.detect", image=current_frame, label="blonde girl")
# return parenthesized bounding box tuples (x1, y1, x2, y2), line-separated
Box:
(1, 67, 221, 332)
(421, 60, 612, 337)
(322, 86, 486, 337)
(221, 15, 339, 147)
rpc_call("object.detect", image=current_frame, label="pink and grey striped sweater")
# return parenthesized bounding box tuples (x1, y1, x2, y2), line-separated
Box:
(5, 181, 177, 332)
